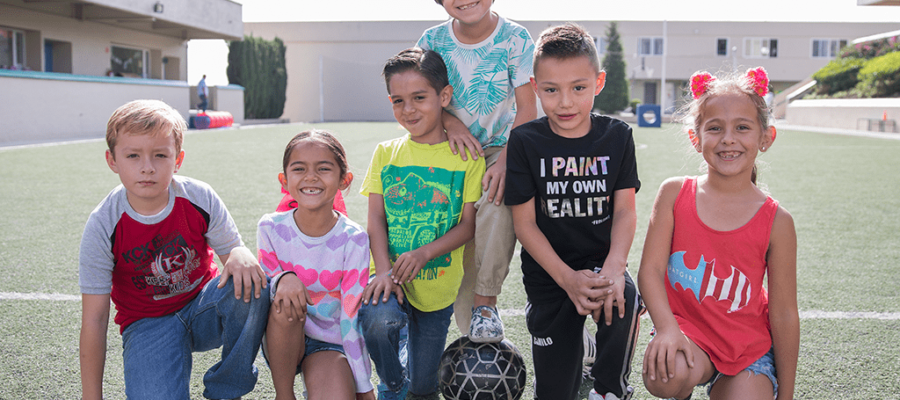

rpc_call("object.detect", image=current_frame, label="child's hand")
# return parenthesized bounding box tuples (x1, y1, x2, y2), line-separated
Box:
(443, 111, 483, 161)
(218, 246, 268, 302)
(482, 155, 506, 205)
(642, 329, 695, 384)
(591, 268, 627, 326)
(560, 269, 613, 316)
(273, 273, 313, 323)
(362, 273, 405, 305)
(392, 248, 429, 284)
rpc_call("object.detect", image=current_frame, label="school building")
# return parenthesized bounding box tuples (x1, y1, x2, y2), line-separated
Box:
(243, 20, 897, 124)
(0, 0, 244, 146)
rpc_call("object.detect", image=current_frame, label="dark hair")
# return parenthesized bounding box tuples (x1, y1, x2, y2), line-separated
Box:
(533, 23, 601, 74)
(282, 129, 349, 179)
(383, 47, 449, 95)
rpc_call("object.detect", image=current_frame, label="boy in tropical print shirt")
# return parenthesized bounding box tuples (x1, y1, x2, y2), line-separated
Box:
(417, 0, 538, 344)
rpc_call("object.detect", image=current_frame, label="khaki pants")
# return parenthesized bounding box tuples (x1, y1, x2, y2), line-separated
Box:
(453, 146, 517, 333)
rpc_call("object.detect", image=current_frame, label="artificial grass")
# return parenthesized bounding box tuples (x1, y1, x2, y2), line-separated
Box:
(1, 122, 898, 398)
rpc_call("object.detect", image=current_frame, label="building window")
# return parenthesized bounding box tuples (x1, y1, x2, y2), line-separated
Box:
(111, 45, 148, 78)
(639, 37, 664, 56)
(812, 39, 847, 58)
(744, 38, 778, 58)
(0, 27, 26, 69)
(717, 38, 729, 56)
(595, 37, 608, 55)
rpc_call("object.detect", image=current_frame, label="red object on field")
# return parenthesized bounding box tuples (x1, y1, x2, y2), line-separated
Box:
(194, 111, 233, 129)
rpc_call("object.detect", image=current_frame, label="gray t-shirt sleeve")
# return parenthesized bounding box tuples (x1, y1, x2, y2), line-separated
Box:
(78, 188, 122, 295)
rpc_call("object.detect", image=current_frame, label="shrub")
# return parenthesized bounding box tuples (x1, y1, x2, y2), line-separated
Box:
(812, 58, 866, 95)
(629, 99, 641, 112)
(856, 51, 900, 97)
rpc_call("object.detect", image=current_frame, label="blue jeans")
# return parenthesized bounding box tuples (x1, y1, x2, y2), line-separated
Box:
(121, 276, 270, 400)
(359, 292, 453, 397)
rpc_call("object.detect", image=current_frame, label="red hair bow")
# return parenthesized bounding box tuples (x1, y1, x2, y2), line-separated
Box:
(746, 67, 769, 97)
(690, 72, 715, 99)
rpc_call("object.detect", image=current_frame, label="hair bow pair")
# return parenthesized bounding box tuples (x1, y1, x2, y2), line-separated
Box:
(690, 67, 769, 99)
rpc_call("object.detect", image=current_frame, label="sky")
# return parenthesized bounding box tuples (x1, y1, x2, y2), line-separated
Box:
(188, 0, 900, 85)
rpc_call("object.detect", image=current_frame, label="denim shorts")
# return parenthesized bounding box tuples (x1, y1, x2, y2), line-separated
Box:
(263, 335, 345, 375)
(706, 348, 778, 397)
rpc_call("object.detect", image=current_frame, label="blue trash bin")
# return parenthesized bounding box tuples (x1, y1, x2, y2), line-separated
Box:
(637, 104, 661, 128)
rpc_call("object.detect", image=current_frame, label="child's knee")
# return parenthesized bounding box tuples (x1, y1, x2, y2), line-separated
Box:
(643, 370, 694, 399)
(267, 305, 303, 329)
(359, 301, 405, 337)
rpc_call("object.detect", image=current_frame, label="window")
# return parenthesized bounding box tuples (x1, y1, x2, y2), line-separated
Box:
(110, 45, 148, 78)
(812, 39, 847, 58)
(717, 38, 729, 56)
(639, 37, 664, 56)
(744, 38, 778, 58)
(0, 27, 26, 69)
(595, 37, 608, 55)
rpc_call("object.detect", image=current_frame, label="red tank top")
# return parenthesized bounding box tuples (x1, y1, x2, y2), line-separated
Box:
(665, 177, 776, 375)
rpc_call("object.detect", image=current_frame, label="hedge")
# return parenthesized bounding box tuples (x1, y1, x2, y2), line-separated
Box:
(227, 35, 287, 120)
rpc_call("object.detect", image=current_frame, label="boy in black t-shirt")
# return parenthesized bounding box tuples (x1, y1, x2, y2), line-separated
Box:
(505, 24, 643, 400)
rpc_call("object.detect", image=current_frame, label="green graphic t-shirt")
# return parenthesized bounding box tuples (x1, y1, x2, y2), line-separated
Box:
(361, 135, 485, 311)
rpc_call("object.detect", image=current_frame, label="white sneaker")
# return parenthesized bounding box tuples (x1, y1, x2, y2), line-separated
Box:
(589, 389, 617, 400)
(583, 324, 596, 365)
(468, 305, 504, 343)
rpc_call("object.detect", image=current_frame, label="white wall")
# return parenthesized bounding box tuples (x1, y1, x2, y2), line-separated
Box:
(787, 98, 900, 131)
(0, 72, 189, 145)
(246, 20, 898, 123)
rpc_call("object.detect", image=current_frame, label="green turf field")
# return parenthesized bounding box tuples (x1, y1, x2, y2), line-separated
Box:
(0, 122, 898, 399)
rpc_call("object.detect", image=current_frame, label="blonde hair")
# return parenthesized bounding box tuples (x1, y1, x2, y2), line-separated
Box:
(106, 100, 186, 156)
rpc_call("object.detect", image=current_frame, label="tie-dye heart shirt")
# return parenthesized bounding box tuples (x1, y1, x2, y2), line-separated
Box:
(257, 211, 373, 393)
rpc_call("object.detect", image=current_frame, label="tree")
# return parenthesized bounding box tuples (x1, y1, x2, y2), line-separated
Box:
(594, 22, 629, 114)
(227, 35, 287, 119)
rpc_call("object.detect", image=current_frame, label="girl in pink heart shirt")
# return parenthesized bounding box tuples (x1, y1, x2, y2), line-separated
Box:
(258, 130, 375, 400)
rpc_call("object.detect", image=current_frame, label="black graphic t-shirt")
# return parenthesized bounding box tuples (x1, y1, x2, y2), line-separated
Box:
(506, 114, 640, 304)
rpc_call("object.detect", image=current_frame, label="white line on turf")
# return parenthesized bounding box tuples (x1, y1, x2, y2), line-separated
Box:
(3, 292, 899, 320)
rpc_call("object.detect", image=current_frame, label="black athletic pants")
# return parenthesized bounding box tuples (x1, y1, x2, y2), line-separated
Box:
(526, 271, 644, 400)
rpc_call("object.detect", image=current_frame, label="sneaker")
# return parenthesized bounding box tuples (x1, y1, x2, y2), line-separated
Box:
(468, 305, 504, 343)
(377, 381, 409, 400)
(589, 389, 633, 400)
(583, 325, 596, 365)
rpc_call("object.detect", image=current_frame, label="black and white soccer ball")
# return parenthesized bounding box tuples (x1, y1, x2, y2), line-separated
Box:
(439, 336, 527, 400)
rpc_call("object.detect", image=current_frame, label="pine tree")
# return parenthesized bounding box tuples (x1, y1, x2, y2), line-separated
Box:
(594, 22, 629, 114)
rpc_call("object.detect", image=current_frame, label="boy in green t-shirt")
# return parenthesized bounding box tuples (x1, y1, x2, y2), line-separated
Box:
(358, 47, 485, 400)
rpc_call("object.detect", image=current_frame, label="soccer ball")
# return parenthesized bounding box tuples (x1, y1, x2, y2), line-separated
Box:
(439, 336, 527, 400)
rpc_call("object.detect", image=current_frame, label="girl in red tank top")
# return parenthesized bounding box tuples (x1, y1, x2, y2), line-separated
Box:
(638, 68, 798, 400)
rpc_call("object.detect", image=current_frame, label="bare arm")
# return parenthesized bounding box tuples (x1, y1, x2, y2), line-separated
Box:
(767, 206, 799, 400)
(511, 199, 611, 315)
(594, 188, 637, 325)
(362, 194, 404, 305)
(638, 178, 698, 382)
(393, 202, 477, 284)
(481, 84, 538, 205)
(80, 293, 111, 400)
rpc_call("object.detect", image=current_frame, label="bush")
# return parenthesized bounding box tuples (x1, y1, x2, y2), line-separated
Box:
(856, 51, 900, 97)
(812, 58, 866, 95)
(629, 99, 641, 112)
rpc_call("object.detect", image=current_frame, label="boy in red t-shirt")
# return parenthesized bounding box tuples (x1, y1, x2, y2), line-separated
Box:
(79, 100, 269, 400)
